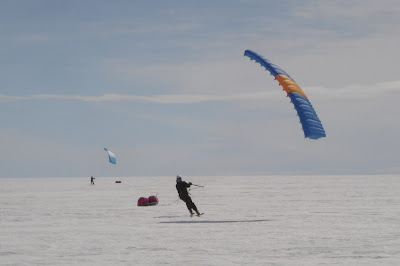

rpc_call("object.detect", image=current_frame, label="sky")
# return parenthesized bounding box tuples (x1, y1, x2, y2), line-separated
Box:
(1, 0, 400, 178)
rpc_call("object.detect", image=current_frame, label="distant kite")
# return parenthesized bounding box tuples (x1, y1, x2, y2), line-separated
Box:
(104, 148, 116, 164)
(244, 50, 326, 140)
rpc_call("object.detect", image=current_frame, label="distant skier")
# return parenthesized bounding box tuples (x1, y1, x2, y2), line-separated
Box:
(176, 175, 201, 216)
(91, 176, 95, 185)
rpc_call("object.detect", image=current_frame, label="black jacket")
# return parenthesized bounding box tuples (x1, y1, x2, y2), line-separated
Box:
(176, 181, 191, 198)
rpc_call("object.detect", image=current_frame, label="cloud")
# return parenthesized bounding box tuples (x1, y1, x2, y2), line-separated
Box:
(13, 33, 50, 43)
(0, 95, 28, 102)
(306, 80, 400, 101)
(0, 91, 277, 104)
(1, 79, 399, 104)
(295, 0, 400, 20)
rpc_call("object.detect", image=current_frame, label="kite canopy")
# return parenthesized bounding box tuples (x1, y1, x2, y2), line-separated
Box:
(244, 49, 326, 140)
(104, 148, 116, 164)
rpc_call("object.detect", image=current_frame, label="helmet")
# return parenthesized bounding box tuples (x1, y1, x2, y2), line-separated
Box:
(176, 175, 182, 179)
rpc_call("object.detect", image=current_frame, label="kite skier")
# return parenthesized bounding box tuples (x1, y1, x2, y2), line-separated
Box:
(176, 175, 202, 216)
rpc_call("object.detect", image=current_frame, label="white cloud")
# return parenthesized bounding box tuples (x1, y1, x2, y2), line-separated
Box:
(14, 33, 50, 43)
(2, 79, 399, 104)
(0, 95, 27, 102)
(1, 91, 277, 104)
(307, 80, 400, 101)
(295, 0, 400, 22)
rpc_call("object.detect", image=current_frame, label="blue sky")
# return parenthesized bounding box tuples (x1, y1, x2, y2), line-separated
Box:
(1, 0, 400, 177)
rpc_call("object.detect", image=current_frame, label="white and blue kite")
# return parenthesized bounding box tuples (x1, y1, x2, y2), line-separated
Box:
(104, 148, 116, 164)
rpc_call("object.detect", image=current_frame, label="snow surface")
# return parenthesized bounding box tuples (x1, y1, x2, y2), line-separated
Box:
(1, 175, 400, 265)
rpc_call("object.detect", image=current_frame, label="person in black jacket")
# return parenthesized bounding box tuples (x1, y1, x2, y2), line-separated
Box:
(176, 175, 201, 216)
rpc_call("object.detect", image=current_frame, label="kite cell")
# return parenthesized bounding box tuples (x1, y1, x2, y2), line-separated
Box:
(244, 49, 326, 140)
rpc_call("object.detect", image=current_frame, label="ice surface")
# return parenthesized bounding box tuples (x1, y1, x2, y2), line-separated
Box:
(1, 175, 400, 265)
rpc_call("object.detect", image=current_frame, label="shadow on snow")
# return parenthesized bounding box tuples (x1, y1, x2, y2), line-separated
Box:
(159, 219, 271, 224)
